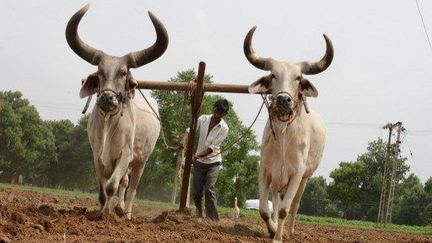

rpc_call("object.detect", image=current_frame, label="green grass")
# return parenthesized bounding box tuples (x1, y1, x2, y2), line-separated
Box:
(218, 206, 432, 235)
(1, 183, 431, 235)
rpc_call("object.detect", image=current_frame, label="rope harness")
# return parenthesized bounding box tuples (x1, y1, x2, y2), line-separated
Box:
(263, 89, 310, 138)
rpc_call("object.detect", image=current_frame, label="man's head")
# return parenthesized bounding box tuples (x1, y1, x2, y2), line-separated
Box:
(212, 99, 229, 120)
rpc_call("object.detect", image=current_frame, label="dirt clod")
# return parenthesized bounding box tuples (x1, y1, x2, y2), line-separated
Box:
(32, 223, 44, 231)
(85, 209, 102, 221)
(10, 212, 26, 224)
(38, 204, 56, 216)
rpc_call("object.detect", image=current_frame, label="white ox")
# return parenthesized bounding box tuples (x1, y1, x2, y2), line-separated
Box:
(65, 5, 167, 219)
(243, 26, 334, 242)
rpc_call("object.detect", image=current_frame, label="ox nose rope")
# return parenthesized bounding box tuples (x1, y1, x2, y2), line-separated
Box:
(82, 88, 131, 117)
(264, 89, 310, 138)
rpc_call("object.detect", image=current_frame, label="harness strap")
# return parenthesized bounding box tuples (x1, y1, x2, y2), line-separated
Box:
(82, 94, 93, 114)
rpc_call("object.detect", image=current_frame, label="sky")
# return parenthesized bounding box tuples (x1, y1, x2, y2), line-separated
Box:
(1, 0, 431, 182)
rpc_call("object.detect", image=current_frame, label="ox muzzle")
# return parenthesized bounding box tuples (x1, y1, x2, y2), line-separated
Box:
(272, 92, 297, 117)
(96, 89, 125, 113)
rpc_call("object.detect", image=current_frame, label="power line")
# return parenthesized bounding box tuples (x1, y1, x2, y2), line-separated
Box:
(415, 0, 432, 51)
(401, 131, 420, 175)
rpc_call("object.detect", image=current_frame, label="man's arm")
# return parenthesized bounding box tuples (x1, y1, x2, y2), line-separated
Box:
(179, 131, 189, 150)
(195, 126, 229, 160)
(193, 148, 213, 161)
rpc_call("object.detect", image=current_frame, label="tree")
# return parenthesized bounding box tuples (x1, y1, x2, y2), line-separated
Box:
(45, 119, 75, 187)
(139, 69, 259, 206)
(392, 174, 432, 226)
(45, 116, 96, 191)
(328, 161, 367, 219)
(329, 138, 409, 221)
(299, 176, 341, 217)
(0, 91, 56, 185)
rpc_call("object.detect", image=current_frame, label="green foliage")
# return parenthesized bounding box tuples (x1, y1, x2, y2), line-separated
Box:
(300, 176, 342, 217)
(140, 69, 259, 206)
(392, 174, 432, 226)
(328, 161, 368, 218)
(0, 91, 56, 185)
(45, 116, 96, 191)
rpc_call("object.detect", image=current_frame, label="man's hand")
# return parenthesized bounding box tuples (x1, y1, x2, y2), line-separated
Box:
(193, 154, 199, 161)
(179, 140, 185, 149)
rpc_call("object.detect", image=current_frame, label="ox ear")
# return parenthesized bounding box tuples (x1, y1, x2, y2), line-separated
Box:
(248, 75, 272, 94)
(79, 72, 99, 98)
(300, 78, 318, 98)
(126, 72, 137, 98)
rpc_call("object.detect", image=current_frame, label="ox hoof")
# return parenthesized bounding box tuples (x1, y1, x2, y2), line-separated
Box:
(266, 223, 276, 238)
(272, 240, 282, 243)
(114, 205, 125, 217)
(125, 213, 132, 220)
(268, 229, 276, 239)
(289, 228, 295, 236)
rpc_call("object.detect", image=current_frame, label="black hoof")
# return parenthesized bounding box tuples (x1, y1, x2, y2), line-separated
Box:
(114, 205, 125, 217)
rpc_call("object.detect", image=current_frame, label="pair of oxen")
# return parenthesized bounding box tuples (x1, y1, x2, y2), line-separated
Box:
(66, 5, 333, 242)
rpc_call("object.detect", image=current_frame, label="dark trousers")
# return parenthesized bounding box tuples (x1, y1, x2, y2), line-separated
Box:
(192, 161, 220, 221)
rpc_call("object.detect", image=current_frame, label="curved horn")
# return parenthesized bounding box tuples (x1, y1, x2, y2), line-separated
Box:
(300, 34, 334, 75)
(65, 4, 102, 65)
(127, 11, 169, 68)
(243, 26, 271, 71)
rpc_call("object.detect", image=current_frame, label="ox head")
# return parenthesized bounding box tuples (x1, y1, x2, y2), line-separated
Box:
(244, 26, 333, 118)
(66, 5, 168, 112)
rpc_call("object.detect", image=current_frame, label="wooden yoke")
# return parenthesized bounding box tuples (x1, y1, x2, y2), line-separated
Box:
(179, 62, 206, 210)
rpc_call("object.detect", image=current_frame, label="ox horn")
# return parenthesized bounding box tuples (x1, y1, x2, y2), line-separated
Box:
(65, 4, 102, 65)
(243, 26, 271, 71)
(300, 34, 334, 75)
(126, 11, 169, 68)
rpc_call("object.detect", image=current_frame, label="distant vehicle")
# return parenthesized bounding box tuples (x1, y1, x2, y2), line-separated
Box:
(244, 199, 273, 212)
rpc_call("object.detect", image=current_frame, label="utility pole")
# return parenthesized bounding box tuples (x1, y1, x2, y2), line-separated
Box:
(386, 122, 405, 224)
(377, 121, 405, 227)
(377, 123, 393, 226)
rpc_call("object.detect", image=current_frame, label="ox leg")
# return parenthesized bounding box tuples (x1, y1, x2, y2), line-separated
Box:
(273, 173, 304, 243)
(99, 183, 107, 208)
(103, 148, 133, 216)
(271, 188, 281, 225)
(93, 153, 108, 210)
(124, 162, 146, 220)
(115, 172, 130, 217)
(288, 177, 308, 236)
(259, 173, 277, 238)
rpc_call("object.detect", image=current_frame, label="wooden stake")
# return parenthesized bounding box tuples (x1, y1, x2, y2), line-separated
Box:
(179, 62, 206, 210)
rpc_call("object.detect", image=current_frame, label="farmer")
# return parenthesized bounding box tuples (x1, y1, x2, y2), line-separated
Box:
(179, 99, 230, 221)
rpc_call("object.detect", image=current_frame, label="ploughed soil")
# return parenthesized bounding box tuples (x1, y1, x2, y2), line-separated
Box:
(0, 187, 431, 243)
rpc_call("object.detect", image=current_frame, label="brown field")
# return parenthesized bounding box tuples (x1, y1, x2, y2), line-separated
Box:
(0, 187, 431, 243)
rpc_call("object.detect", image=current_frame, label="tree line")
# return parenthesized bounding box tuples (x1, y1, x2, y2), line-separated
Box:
(299, 138, 432, 226)
(0, 70, 430, 226)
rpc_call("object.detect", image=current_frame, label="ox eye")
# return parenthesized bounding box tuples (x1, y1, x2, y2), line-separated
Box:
(121, 71, 127, 77)
(296, 76, 301, 81)
(271, 73, 276, 79)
